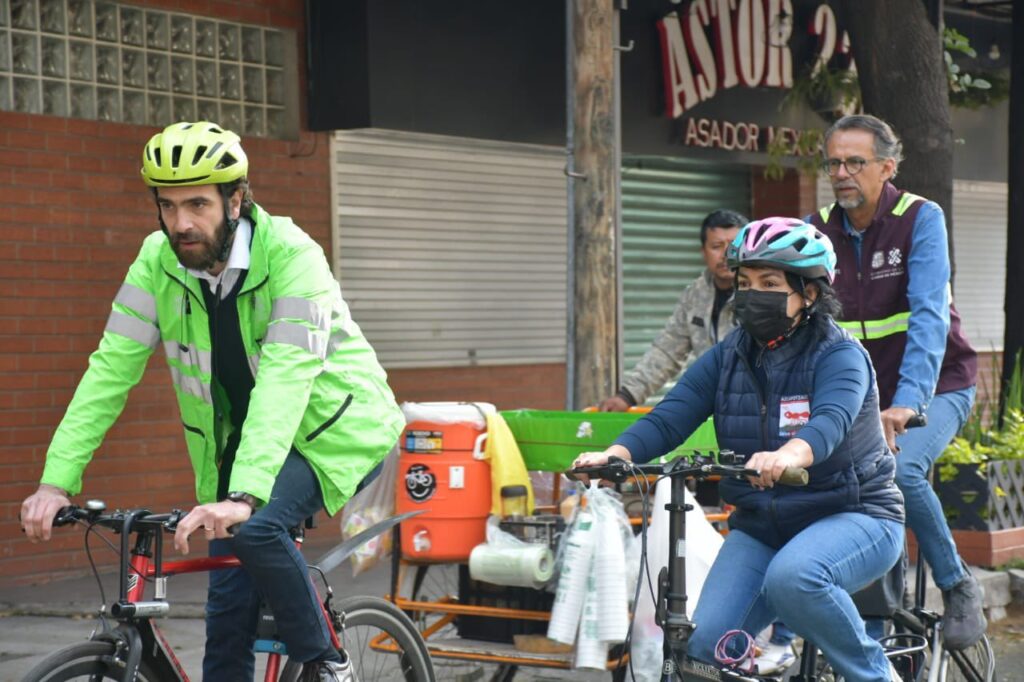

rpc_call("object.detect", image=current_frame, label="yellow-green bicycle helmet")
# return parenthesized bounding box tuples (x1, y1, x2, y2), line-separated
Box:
(141, 121, 248, 187)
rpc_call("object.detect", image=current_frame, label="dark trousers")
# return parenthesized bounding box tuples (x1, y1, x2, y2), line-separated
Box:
(203, 450, 339, 680)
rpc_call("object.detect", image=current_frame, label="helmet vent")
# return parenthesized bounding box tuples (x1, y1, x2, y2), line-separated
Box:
(171, 145, 182, 168)
(217, 152, 237, 170)
(191, 146, 208, 166)
(791, 238, 808, 251)
(153, 148, 161, 166)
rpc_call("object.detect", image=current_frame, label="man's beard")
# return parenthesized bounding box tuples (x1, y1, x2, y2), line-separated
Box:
(833, 182, 865, 210)
(171, 219, 230, 271)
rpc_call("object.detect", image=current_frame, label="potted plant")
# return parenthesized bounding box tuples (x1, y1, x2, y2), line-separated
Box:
(932, 354, 1024, 565)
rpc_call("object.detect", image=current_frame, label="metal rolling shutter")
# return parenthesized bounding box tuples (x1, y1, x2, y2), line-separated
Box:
(621, 157, 751, 403)
(816, 176, 1006, 351)
(331, 130, 568, 368)
(949, 180, 1006, 351)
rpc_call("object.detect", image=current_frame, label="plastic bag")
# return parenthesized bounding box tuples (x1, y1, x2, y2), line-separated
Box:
(629, 480, 724, 682)
(484, 412, 535, 516)
(339, 447, 399, 576)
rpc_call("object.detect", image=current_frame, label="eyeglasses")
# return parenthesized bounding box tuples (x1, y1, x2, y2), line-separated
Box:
(820, 157, 884, 177)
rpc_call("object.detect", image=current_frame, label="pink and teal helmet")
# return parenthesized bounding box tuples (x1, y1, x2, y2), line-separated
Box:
(727, 217, 837, 284)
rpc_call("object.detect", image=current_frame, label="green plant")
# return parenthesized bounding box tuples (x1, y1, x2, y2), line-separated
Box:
(938, 350, 1024, 485)
(764, 28, 1008, 179)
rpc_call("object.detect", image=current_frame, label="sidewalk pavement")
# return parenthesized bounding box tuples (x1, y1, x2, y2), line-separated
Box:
(2, 554, 1021, 681)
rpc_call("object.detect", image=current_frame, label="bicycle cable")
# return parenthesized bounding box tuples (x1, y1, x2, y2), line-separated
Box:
(80, 520, 110, 630)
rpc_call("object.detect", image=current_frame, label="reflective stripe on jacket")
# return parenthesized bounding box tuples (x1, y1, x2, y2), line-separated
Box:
(43, 203, 404, 515)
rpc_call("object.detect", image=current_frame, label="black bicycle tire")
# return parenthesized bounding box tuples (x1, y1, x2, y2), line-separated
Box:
(280, 595, 434, 682)
(21, 640, 160, 682)
(944, 634, 995, 682)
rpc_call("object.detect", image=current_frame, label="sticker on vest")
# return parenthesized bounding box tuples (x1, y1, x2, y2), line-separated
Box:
(869, 246, 905, 281)
(779, 395, 811, 437)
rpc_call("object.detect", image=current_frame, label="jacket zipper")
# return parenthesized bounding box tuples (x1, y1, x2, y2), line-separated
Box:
(739, 349, 771, 450)
(182, 422, 205, 438)
(306, 393, 354, 442)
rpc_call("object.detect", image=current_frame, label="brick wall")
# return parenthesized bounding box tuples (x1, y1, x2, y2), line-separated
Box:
(0, 0, 333, 584)
(750, 167, 818, 220)
(388, 363, 567, 411)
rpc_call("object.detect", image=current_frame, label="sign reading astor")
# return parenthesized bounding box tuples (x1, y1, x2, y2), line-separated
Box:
(657, 1, 854, 118)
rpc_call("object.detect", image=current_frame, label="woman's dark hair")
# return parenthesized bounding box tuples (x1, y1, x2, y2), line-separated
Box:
(785, 272, 842, 330)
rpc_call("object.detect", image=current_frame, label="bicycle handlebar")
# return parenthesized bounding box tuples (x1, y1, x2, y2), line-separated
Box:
(53, 503, 186, 532)
(569, 454, 808, 487)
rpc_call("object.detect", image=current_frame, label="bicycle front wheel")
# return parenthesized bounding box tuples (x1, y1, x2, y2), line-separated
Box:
(21, 640, 159, 682)
(943, 634, 995, 682)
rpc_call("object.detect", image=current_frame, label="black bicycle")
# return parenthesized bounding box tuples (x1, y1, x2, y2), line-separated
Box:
(572, 451, 995, 682)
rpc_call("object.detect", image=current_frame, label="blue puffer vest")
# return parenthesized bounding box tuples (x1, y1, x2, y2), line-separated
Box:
(715, 319, 904, 549)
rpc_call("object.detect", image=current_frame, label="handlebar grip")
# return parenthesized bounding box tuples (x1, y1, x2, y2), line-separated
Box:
(779, 467, 808, 487)
(52, 506, 81, 527)
(905, 414, 927, 429)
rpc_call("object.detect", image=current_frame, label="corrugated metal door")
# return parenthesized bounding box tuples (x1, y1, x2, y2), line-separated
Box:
(621, 157, 751, 403)
(331, 130, 568, 369)
(816, 176, 1006, 351)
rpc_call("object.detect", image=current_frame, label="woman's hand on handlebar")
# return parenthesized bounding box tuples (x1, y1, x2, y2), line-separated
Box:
(571, 445, 632, 486)
(746, 439, 814, 489)
(20, 484, 72, 542)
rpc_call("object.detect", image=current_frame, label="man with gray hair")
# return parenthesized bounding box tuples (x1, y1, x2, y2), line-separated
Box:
(809, 114, 984, 650)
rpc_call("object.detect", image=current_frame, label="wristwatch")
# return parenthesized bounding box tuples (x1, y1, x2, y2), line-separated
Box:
(226, 491, 261, 511)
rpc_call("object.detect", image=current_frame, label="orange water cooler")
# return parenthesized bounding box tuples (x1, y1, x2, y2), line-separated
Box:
(396, 403, 494, 562)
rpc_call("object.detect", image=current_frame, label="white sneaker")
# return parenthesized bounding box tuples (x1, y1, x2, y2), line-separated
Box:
(755, 641, 797, 675)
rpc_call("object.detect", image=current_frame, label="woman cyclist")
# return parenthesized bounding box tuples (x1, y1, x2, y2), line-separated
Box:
(574, 217, 905, 682)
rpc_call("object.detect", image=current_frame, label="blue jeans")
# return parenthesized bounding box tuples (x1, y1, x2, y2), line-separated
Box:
(894, 387, 975, 591)
(203, 450, 339, 680)
(689, 514, 904, 682)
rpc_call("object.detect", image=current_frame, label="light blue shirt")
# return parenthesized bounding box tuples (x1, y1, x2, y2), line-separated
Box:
(840, 202, 951, 412)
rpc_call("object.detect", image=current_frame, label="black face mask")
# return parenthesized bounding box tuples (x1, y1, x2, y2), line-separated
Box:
(734, 289, 799, 344)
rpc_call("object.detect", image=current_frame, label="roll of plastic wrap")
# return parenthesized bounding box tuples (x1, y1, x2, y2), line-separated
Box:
(594, 508, 630, 642)
(468, 543, 554, 588)
(547, 510, 596, 644)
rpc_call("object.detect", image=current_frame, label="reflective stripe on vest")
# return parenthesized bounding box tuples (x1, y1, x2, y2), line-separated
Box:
(819, 204, 834, 222)
(105, 311, 159, 349)
(891, 193, 924, 217)
(836, 311, 911, 340)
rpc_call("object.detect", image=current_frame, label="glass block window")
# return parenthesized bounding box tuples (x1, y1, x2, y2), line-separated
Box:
(0, 0, 296, 138)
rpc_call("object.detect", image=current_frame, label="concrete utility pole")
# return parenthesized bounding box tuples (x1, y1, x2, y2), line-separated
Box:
(568, 0, 617, 409)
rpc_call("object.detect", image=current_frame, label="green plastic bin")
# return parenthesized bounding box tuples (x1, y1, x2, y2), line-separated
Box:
(499, 409, 718, 472)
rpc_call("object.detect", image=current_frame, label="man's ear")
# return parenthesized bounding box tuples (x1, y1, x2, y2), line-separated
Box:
(228, 188, 242, 220)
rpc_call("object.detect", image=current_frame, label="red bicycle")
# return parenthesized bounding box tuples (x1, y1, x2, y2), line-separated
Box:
(21, 501, 435, 682)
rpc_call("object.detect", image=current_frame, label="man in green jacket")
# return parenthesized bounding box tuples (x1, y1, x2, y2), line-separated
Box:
(20, 121, 404, 682)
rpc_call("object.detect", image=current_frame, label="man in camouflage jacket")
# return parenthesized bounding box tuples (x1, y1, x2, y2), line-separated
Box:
(600, 209, 746, 410)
